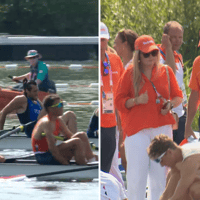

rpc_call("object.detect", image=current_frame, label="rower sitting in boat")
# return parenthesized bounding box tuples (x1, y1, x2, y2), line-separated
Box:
(32, 94, 98, 165)
(0, 79, 43, 138)
(0, 79, 77, 138)
(12, 49, 56, 93)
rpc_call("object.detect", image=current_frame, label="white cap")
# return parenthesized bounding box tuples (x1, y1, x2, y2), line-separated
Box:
(100, 22, 110, 39)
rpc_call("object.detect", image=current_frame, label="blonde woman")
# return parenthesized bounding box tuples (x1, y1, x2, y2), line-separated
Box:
(115, 35, 183, 200)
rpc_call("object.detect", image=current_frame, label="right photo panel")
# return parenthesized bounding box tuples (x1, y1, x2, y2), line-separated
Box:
(100, 1, 200, 200)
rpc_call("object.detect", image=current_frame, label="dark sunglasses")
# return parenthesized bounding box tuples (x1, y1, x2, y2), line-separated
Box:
(103, 61, 109, 76)
(153, 151, 167, 163)
(50, 101, 63, 108)
(141, 50, 158, 58)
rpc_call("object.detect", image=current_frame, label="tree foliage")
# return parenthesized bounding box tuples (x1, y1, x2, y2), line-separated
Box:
(0, 0, 98, 36)
(101, 0, 200, 65)
(101, 0, 200, 130)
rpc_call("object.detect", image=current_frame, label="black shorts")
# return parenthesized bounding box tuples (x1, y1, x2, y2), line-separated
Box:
(35, 151, 61, 165)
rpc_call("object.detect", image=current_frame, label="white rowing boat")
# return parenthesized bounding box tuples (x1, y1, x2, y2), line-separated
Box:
(0, 132, 98, 150)
(0, 156, 98, 181)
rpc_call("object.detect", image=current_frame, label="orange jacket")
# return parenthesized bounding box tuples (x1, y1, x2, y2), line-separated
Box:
(115, 64, 183, 137)
(189, 56, 200, 91)
(101, 51, 124, 128)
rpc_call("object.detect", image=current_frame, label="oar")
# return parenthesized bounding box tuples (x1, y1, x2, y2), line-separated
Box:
(41, 133, 99, 150)
(0, 121, 36, 140)
(27, 164, 98, 178)
(8, 75, 22, 83)
(0, 164, 98, 181)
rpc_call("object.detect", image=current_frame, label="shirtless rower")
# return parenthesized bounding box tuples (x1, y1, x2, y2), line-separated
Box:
(147, 134, 200, 200)
(32, 94, 98, 165)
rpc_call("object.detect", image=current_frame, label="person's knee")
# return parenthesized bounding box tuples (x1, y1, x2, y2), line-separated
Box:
(64, 111, 76, 120)
(75, 131, 87, 139)
(189, 183, 200, 199)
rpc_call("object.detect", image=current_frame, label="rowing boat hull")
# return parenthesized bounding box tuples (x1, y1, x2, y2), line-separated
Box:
(0, 88, 49, 111)
(0, 162, 98, 181)
(0, 133, 98, 150)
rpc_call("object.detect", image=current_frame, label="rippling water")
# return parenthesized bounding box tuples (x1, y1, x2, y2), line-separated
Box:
(0, 61, 99, 200)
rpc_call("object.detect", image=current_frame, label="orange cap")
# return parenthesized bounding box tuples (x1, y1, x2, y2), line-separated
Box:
(134, 35, 158, 53)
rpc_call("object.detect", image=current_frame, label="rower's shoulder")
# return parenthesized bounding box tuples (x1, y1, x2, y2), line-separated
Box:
(14, 95, 27, 101)
(9, 95, 27, 106)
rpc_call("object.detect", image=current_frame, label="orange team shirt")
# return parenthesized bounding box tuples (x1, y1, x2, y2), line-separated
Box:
(101, 51, 124, 128)
(189, 56, 200, 91)
(119, 63, 133, 140)
(32, 117, 61, 152)
(115, 64, 183, 137)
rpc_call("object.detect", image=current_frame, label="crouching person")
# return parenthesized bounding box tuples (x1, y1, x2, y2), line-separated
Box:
(32, 94, 98, 165)
(147, 134, 200, 200)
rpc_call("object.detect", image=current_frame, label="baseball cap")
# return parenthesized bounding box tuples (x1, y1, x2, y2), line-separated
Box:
(100, 22, 110, 39)
(135, 35, 158, 53)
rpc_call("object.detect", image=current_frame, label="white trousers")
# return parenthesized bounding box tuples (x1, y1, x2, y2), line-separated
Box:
(125, 125, 172, 200)
(109, 127, 126, 193)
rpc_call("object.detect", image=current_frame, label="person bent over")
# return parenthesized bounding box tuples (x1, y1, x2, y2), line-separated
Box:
(147, 134, 200, 200)
(32, 94, 98, 165)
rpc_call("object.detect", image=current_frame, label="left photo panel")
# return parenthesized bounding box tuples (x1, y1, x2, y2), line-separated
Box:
(0, 1, 99, 200)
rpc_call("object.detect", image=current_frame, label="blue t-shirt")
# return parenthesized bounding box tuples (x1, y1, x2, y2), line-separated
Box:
(17, 98, 42, 138)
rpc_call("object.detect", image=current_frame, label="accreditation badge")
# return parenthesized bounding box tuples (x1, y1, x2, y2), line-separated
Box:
(102, 92, 114, 114)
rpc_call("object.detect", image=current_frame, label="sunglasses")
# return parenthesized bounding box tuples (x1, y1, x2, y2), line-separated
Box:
(141, 50, 158, 58)
(153, 151, 167, 163)
(50, 101, 63, 108)
(103, 61, 109, 76)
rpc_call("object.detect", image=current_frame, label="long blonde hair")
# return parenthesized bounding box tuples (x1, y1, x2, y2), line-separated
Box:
(133, 50, 160, 97)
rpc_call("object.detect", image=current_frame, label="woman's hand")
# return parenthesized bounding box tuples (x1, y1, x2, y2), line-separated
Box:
(161, 101, 171, 115)
(137, 91, 148, 105)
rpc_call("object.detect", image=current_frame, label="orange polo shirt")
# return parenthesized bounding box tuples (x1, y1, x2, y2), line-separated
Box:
(115, 64, 183, 137)
(118, 63, 133, 140)
(101, 51, 124, 128)
(189, 56, 200, 91)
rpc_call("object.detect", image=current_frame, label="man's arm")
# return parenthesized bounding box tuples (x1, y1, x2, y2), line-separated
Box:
(58, 118, 73, 139)
(0, 96, 26, 130)
(159, 168, 180, 200)
(12, 73, 30, 82)
(44, 124, 69, 165)
(161, 34, 176, 74)
(169, 158, 198, 200)
(185, 90, 199, 138)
